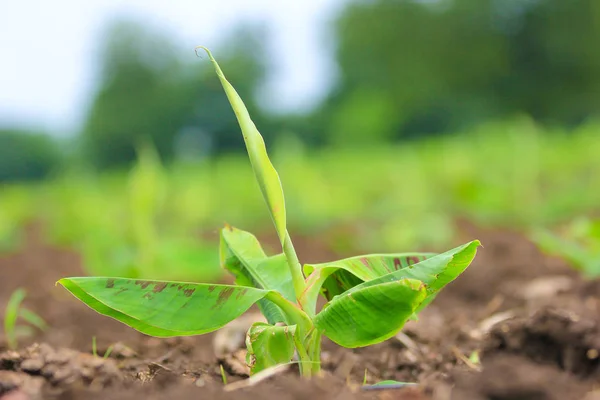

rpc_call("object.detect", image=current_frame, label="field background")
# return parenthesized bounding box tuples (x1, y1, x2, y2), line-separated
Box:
(2, 1, 600, 398)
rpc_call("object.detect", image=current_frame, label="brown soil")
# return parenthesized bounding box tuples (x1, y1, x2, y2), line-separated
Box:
(1, 222, 599, 400)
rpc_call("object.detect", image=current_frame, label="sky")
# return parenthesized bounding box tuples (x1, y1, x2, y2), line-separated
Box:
(0, 0, 347, 136)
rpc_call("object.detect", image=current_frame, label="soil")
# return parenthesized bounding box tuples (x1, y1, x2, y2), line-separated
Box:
(1, 222, 599, 400)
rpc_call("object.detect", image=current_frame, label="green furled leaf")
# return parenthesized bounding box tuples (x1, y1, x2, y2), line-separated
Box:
(314, 278, 427, 348)
(220, 226, 294, 324)
(245, 322, 296, 375)
(58, 277, 271, 337)
(199, 47, 287, 246)
(301, 253, 433, 313)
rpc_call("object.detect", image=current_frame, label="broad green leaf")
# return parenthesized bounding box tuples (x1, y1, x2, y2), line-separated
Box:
(302, 241, 480, 314)
(301, 253, 433, 312)
(245, 322, 296, 375)
(199, 47, 287, 246)
(220, 226, 294, 323)
(314, 278, 427, 348)
(58, 277, 271, 337)
(345, 240, 480, 316)
(355, 241, 480, 293)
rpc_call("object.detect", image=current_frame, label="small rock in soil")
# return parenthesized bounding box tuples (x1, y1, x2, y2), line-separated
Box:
(0, 371, 43, 400)
(484, 307, 600, 378)
(213, 312, 265, 359)
(221, 349, 250, 377)
(450, 354, 586, 400)
(0, 343, 121, 394)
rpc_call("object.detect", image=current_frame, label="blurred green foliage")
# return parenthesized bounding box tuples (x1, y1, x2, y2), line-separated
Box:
(81, 19, 273, 168)
(0, 129, 61, 182)
(2, 1, 600, 281)
(75, 0, 600, 167)
(533, 217, 600, 278)
(320, 0, 600, 140)
(3, 0, 600, 175)
(37, 144, 223, 281)
(1, 117, 596, 260)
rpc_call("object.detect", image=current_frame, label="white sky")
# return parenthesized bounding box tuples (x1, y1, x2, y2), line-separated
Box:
(0, 0, 347, 135)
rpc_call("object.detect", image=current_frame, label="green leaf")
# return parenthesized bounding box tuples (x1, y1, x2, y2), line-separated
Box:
(58, 277, 272, 337)
(199, 47, 287, 246)
(245, 322, 296, 375)
(301, 253, 433, 313)
(360, 241, 480, 294)
(220, 226, 294, 324)
(302, 241, 480, 314)
(314, 278, 427, 348)
(348, 240, 480, 316)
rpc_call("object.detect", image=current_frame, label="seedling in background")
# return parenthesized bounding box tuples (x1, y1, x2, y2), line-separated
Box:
(91, 336, 114, 359)
(57, 48, 480, 378)
(220, 364, 228, 385)
(533, 217, 600, 278)
(79, 142, 222, 281)
(3, 288, 47, 350)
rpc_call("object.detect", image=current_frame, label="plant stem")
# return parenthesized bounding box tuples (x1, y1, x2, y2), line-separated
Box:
(307, 330, 322, 375)
(295, 341, 313, 377)
(283, 231, 306, 305)
(293, 328, 322, 378)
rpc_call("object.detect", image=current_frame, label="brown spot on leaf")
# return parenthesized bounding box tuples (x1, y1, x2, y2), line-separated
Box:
(359, 257, 372, 270)
(115, 288, 128, 296)
(152, 282, 167, 293)
(183, 288, 195, 297)
(106, 279, 115, 288)
(135, 281, 151, 289)
(212, 287, 235, 309)
(208, 286, 217, 293)
(408, 256, 422, 266)
(393, 258, 401, 269)
(235, 288, 248, 300)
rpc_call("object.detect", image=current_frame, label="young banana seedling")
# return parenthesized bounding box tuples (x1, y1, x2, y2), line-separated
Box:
(58, 48, 481, 378)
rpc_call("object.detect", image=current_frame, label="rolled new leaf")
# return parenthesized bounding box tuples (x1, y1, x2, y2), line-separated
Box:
(198, 47, 287, 246)
(314, 278, 427, 348)
(245, 322, 296, 375)
(58, 277, 272, 337)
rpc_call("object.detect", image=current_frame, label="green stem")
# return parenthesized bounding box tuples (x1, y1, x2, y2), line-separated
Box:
(306, 330, 322, 375)
(283, 231, 306, 305)
(295, 340, 313, 378)
(292, 328, 322, 378)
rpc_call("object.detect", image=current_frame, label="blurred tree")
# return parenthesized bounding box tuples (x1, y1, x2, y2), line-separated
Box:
(0, 129, 61, 182)
(81, 18, 271, 168)
(321, 0, 600, 143)
(498, 0, 600, 125)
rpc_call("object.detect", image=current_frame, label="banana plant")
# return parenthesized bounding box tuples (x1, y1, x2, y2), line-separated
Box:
(57, 48, 481, 378)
